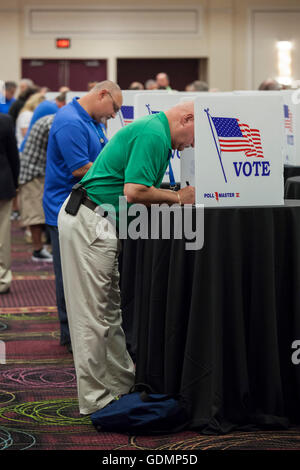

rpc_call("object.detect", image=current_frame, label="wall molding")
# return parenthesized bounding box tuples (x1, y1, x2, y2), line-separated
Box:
(25, 4, 204, 39)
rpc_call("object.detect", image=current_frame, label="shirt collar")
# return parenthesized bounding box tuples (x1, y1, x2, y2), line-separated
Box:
(72, 97, 94, 123)
(158, 112, 172, 156)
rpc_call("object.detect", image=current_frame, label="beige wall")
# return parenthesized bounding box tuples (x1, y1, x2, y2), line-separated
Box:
(0, 0, 300, 91)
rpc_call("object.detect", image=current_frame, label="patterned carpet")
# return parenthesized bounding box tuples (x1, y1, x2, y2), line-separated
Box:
(0, 221, 300, 450)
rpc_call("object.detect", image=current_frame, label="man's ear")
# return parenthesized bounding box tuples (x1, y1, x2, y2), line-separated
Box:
(98, 89, 107, 100)
(183, 113, 194, 125)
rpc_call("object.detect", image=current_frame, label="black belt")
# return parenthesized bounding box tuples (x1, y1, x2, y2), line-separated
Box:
(82, 197, 98, 211)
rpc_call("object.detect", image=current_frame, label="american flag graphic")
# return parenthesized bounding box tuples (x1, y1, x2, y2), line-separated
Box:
(284, 105, 293, 133)
(211, 116, 264, 158)
(118, 105, 134, 127)
(145, 104, 159, 115)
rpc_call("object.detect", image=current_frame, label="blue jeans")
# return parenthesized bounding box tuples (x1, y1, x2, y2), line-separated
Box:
(47, 224, 70, 345)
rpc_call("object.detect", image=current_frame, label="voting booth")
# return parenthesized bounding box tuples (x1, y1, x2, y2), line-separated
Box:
(135, 92, 204, 184)
(234, 91, 289, 167)
(107, 90, 138, 140)
(280, 90, 299, 166)
(66, 92, 86, 103)
(193, 94, 284, 206)
(46, 92, 86, 103)
(134, 92, 182, 183)
(45, 92, 61, 101)
(107, 90, 169, 140)
(180, 92, 233, 189)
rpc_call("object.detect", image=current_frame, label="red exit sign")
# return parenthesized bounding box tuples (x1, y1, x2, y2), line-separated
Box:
(56, 38, 71, 49)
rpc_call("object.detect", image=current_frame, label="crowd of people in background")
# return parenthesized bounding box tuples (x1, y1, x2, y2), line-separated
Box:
(0, 71, 287, 304)
(128, 72, 210, 92)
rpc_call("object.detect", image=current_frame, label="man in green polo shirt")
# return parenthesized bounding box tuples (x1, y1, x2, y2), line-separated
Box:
(58, 101, 195, 416)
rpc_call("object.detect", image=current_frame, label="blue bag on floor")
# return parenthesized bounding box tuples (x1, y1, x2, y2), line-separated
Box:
(91, 384, 190, 435)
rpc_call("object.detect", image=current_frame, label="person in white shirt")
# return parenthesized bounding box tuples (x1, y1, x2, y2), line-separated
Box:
(16, 92, 45, 149)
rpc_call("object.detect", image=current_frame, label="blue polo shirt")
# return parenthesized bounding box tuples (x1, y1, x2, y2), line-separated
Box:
(43, 97, 108, 226)
(0, 97, 16, 114)
(19, 100, 58, 152)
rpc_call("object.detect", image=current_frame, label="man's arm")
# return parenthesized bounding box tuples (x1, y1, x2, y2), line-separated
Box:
(72, 162, 93, 179)
(55, 124, 94, 177)
(124, 183, 195, 206)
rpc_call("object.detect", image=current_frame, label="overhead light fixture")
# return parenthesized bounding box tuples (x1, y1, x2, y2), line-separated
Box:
(276, 41, 292, 86)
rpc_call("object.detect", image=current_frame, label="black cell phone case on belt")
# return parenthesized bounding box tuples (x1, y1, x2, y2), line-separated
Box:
(65, 184, 87, 216)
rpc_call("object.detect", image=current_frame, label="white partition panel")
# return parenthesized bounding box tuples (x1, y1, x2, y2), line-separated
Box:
(194, 94, 284, 206)
(234, 91, 287, 166)
(180, 92, 233, 189)
(280, 90, 299, 166)
(66, 92, 86, 103)
(107, 90, 169, 140)
(134, 92, 206, 184)
(45, 92, 60, 101)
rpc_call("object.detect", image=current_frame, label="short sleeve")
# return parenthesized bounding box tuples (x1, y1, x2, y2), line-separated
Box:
(54, 123, 91, 172)
(18, 111, 32, 129)
(124, 133, 167, 187)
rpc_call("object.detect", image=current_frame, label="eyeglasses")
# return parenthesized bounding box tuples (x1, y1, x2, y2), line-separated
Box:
(107, 91, 120, 114)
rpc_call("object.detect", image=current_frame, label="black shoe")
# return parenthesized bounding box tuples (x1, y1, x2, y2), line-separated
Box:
(0, 288, 10, 295)
(32, 247, 53, 263)
(66, 343, 73, 354)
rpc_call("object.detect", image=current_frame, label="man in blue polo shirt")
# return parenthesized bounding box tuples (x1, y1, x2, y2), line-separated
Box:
(0, 82, 17, 114)
(43, 80, 122, 352)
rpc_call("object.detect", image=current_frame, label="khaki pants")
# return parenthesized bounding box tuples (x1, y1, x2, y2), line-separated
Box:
(58, 198, 135, 415)
(0, 200, 13, 293)
(18, 176, 45, 227)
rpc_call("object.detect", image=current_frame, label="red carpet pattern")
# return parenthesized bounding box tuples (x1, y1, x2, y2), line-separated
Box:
(1, 222, 300, 450)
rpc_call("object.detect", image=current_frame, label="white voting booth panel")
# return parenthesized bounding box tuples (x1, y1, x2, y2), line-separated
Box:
(234, 91, 287, 166)
(134, 93, 182, 183)
(280, 90, 298, 166)
(66, 92, 86, 103)
(107, 90, 169, 140)
(180, 92, 233, 189)
(194, 94, 284, 206)
(45, 92, 60, 101)
(46, 92, 86, 103)
(134, 92, 204, 183)
(107, 90, 138, 140)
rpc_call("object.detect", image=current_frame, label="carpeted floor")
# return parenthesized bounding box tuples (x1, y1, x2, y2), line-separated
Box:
(0, 221, 300, 450)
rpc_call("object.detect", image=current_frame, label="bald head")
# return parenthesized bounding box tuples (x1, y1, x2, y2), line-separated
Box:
(79, 80, 123, 123)
(165, 101, 195, 151)
(258, 78, 281, 91)
(90, 80, 121, 95)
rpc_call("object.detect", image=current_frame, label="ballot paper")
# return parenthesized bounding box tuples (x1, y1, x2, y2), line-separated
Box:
(194, 94, 284, 206)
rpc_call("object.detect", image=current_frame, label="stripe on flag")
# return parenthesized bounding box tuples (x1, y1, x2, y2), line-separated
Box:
(284, 104, 293, 133)
(211, 116, 264, 158)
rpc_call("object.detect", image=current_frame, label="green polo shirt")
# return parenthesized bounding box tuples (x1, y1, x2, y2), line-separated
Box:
(80, 111, 172, 226)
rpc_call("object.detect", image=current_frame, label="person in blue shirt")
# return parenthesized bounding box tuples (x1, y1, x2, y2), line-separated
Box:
(43, 80, 122, 353)
(0, 82, 17, 114)
(19, 93, 66, 152)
